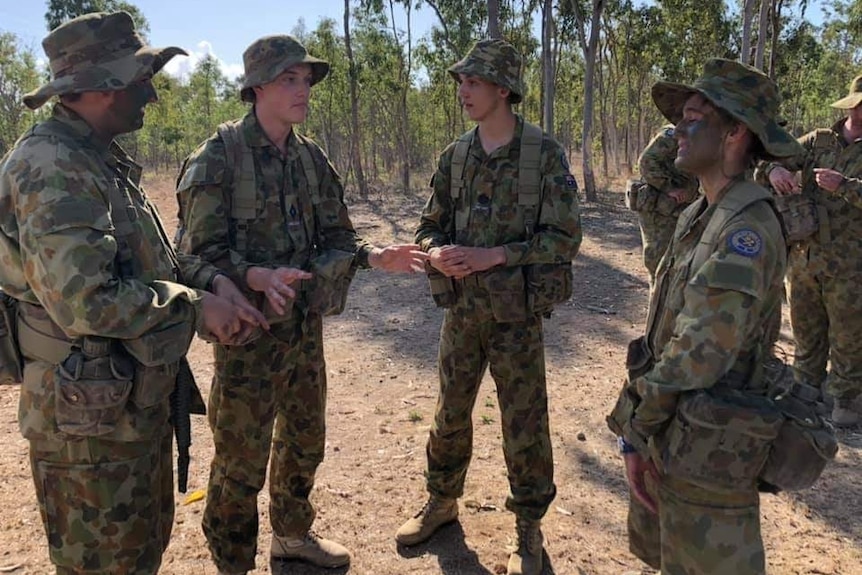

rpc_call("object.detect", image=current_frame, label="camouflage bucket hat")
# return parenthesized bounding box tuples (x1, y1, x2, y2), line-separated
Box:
(23, 11, 186, 110)
(830, 74, 862, 109)
(651, 58, 803, 160)
(240, 35, 330, 102)
(448, 38, 525, 104)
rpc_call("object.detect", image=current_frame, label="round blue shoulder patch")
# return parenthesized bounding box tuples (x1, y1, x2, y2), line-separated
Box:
(727, 229, 762, 257)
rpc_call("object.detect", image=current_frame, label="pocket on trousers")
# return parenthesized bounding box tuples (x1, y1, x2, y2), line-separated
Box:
(481, 267, 528, 322)
(661, 391, 783, 489)
(38, 452, 160, 571)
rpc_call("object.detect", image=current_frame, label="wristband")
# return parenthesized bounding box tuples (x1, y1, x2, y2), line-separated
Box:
(618, 436, 637, 454)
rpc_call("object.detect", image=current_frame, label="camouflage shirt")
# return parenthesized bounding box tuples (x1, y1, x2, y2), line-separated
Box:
(638, 125, 699, 205)
(625, 180, 786, 441)
(759, 118, 862, 276)
(176, 111, 372, 293)
(416, 116, 582, 264)
(0, 104, 215, 339)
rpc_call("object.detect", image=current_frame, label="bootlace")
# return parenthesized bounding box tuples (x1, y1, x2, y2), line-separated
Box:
(415, 496, 444, 518)
(515, 518, 542, 554)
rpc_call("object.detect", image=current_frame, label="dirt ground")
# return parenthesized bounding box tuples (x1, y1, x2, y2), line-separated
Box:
(0, 171, 859, 575)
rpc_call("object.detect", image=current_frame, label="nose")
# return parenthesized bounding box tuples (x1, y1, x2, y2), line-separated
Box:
(143, 79, 158, 104)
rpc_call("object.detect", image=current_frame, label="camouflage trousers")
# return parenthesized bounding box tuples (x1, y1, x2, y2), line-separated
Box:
(203, 310, 327, 573)
(30, 432, 174, 575)
(627, 472, 765, 575)
(638, 210, 679, 282)
(787, 247, 862, 402)
(426, 291, 556, 521)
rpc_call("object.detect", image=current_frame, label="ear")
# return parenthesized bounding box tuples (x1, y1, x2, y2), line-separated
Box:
(498, 86, 511, 101)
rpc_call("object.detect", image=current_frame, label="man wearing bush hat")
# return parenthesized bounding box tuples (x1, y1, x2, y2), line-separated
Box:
(760, 73, 862, 428)
(397, 38, 582, 575)
(175, 33, 425, 575)
(608, 59, 807, 574)
(0, 10, 265, 575)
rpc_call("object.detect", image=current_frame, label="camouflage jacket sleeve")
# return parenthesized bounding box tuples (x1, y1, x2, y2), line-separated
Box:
(629, 214, 783, 441)
(175, 136, 257, 291)
(638, 127, 697, 195)
(8, 144, 201, 340)
(305, 141, 375, 268)
(416, 142, 458, 250)
(501, 138, 582, 265)
(754, 130, 812, 186)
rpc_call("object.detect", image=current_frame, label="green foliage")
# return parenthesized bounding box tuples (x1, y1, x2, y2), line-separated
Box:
(0, 33, 42, 156)
(45, 0, 150, 37)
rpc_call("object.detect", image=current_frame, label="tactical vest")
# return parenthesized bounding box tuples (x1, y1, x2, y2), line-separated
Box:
(215, 120, 323, 255)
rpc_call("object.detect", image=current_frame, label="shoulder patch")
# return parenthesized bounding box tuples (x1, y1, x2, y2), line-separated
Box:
(727, 229, 762, 257)
(565, 174, 577, 190)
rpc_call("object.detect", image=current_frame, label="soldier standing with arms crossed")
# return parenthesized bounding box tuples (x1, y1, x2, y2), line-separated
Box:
(608, 59, 804, 574)
(632, 125, 699, 282)
(0, 12, 265, 574)
(760, 74, 862, 427)
(396, 39, 582, 575)
(175, 35, 425, 574)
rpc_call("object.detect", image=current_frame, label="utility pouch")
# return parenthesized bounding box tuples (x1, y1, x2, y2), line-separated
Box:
(526, 262, 573, 316)
(0, 292, 22, 385)
(625, 180, 643, 211)
(427, 267, 457, 308)
(625, 336, 654, 382)
(654, 192, 681, 217)
(123, 322, 193, 409)
(661, 390, 784, 489)
(774, 194, 818, 242)
(759, 391, 838, 492)
(54, 337, 134, 437)
(305, 249, 357, 316)
(481, 266, 528, 322)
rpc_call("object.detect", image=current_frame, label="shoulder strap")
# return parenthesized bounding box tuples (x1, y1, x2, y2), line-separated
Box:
(294, 133, 322, 206)
(518, 121, 544, 239)
(451, 128, 475, 236)
(691, 180, 772, 273)
(217, 120, 257, 254)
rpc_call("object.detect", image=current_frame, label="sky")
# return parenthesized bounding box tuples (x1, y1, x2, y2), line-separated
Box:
(0, 0, 438, 79)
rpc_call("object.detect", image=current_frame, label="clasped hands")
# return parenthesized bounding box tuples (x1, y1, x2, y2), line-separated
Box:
(427, 245, 506, 279)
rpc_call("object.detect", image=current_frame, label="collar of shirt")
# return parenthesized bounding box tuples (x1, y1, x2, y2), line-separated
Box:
(243, 110, 301, 163)
(468, 113, 525, 163)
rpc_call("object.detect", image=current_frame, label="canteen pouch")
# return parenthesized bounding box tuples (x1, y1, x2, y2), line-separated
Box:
(526, 262, 573, 316)
(625, 336, 654, 382)
(625, 180, 645, 211)
(661, 390, 784, 489)
(0, 292, 22, 385)
(54, 337, 134, 437)
(305, 249, 357, 316)
(759, 392, 838, 491)
(654, 191, 683, 217)
(123, 321, 193, 409)
(481, 266, 528, 322)
(427, 266, 457, 308)
(774, 194, 818, 242)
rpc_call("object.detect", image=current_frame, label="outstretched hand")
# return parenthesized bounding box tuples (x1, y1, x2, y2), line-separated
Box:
(369, 244, 428, 274)
(246, 266, 313, 317)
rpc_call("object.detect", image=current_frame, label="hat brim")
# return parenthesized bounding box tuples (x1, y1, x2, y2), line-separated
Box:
(23, 44, 187, 110)
(240, 58, 329, 102)
(447, 63, 523, 104)
(830, 93, 862, 109)
(650, 81, 802, 160)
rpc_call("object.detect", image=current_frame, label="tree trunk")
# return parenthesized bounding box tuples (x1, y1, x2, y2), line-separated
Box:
(541, 0, 554, 135)
(768, 0, 784, 77)
(389, 0, 411, 192)
(754, 0, 770, 70)
(488, 0, 501, 38)
(741, 0, 756, 65)
(344, 0, 368, 197)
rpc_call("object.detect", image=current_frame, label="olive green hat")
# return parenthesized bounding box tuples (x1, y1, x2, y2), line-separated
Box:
(651, 58, 803, 160)
(448, 38, 525, 104)
(830, 74, 862, 109)
(23, 11, 186, 110)
(240, 35, 329, 102)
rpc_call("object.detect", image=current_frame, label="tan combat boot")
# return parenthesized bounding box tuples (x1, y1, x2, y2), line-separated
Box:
(507, 517, 543, 575)
(395, 495, 459, 546)
(832, 397, 861, 427)
(270, 531, 351, 568)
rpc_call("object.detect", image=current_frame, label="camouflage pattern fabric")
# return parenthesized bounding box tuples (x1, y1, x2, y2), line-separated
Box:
(240, 35, 329, 102)
(636, 125, 699, 280)
(758, 120, 862, 402)
(23, 11, 185, 110)
(176, 111, 369, 572)
(627, 473, 765, 575)
(0, 105, 217, 574)
(448, 38, 525, 103)
(416, 116, 581, 520)
(203, 310, 325, 572)
(610, 180, 786, 573)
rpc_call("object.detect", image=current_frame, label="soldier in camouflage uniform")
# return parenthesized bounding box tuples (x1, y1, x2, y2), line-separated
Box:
(174, 35, 425, 574)
(758, 74, 862, 427)
(396, 39, 582, 575)
(634, 125, 699, 281)
(608, 59, 804, 574)
(0, 12, 265, 575)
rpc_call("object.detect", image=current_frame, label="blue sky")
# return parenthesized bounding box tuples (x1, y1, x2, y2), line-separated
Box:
(0, 0, 438, 79)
